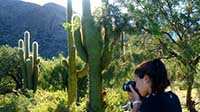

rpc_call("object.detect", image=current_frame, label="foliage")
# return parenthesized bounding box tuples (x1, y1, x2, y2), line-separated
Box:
(103, 52, 135, 88)
(0, 0, 199, 112)
(0, 39, 199, 112)
(39, 54, 68, 91)
(115, 0, 200, 111)
(39, 53, 87, 96)
(0, 89, 68, 112)
(104, 88, 127, 112)
(0, 45, 22, 92)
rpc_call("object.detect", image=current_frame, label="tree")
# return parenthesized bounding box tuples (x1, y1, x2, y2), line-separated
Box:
(116, 0, 200, 111)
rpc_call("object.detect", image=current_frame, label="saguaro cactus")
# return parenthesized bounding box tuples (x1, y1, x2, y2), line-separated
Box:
(64, 0, 88, 107)
(66, 0, 122, 111)
(18, 31, 40, 92)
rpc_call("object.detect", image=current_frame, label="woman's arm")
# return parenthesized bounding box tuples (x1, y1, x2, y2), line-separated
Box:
(128, 85, 142, 112)
(131, 100, 142, 112)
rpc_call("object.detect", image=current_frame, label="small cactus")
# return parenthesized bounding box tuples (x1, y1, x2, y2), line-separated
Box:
(18, 31, 40, 92)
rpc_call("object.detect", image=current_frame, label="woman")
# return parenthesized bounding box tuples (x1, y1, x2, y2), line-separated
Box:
(128, 59, 182, 112)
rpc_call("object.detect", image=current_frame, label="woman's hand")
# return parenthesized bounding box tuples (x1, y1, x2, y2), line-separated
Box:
(128, 85, 140, 101)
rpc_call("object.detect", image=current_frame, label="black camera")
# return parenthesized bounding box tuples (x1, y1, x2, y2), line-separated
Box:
(123, 81, 136, 92)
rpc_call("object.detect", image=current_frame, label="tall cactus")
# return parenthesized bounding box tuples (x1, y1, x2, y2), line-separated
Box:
(18, 31, 40, 92)
(64, 0, 88, 107)
(81, 0, 102, 112)
(66, 0, 122, 111)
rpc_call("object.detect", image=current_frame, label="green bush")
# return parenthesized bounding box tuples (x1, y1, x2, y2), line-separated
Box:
(104, 88, 127, 112)
(39, 54, 68, 90)
(0, 45, 22, 92)
(39, 54, 88, 98)
(0, 89, 68, 112)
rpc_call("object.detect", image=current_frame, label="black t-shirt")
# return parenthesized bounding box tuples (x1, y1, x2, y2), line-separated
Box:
(139, 91, 182, 112)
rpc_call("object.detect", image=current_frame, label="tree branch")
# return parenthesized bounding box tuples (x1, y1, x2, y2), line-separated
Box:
(161, 31, 178, 44)
(162, 0, 183, 40)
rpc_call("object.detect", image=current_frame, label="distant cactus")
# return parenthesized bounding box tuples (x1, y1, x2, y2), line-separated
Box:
(18, 31, 40, 92)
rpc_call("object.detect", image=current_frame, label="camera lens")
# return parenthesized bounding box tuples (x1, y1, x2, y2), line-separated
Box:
(123, 81, 136, 92)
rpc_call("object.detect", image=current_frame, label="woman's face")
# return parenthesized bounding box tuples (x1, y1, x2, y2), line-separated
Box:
(135, 74, 152, 97)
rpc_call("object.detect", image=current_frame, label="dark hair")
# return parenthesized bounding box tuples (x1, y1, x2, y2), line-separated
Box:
(134, 59, 170, 93)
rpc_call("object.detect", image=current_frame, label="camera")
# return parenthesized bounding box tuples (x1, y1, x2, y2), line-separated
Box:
(122, 81, 136, 92)
(122, 81, 142, 111)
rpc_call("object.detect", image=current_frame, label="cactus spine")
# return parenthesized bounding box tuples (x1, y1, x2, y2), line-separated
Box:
(18, 31, 40, 92)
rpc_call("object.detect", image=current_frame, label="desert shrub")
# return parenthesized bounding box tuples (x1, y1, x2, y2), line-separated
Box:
(39, 54, 68, 90)
(0, 45, 22, 93)
(0, 89, 68, 112)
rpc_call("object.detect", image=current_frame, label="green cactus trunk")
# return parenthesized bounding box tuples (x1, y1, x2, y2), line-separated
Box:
(66, 0, 78, 106)
(82, 0, 103, 111)
(18, 31, 40, 93)
(88, 58, 103, 112)
(26, 58, 33, 89)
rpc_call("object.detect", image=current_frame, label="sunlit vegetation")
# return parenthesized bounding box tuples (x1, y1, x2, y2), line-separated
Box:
(0, 0, 199, 112)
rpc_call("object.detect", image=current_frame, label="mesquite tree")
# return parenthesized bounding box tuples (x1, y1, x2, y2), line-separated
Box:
(117, 0, 200, 111)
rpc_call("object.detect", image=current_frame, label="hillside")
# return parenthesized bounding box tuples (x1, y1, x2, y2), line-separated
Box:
(0, 0, 67, 58)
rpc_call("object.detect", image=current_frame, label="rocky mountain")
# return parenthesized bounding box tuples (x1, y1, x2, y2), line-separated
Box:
(0, 0, 67, 58)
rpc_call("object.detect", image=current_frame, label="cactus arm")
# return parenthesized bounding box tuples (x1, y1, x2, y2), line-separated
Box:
(36, 58, 40, 64)
(72, 15, 88, 62)
(100, 29, 122, 70)
(32, 42, 39, 92)
(67, 0, 72, 23)
(101, 31, 112, 70)
(77, 63, 88, 78)
(24, 31, 30, 59)
(82, 0, 101, 54)
(19, 48, 28, 89)
(82, 0, 91, 18)
(32, 42, 38, 65)
(101, 49, 113, 70)
(74, 28, 88, 62)
(62, 59, 69, 68)
(18, 39, 24, 49)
